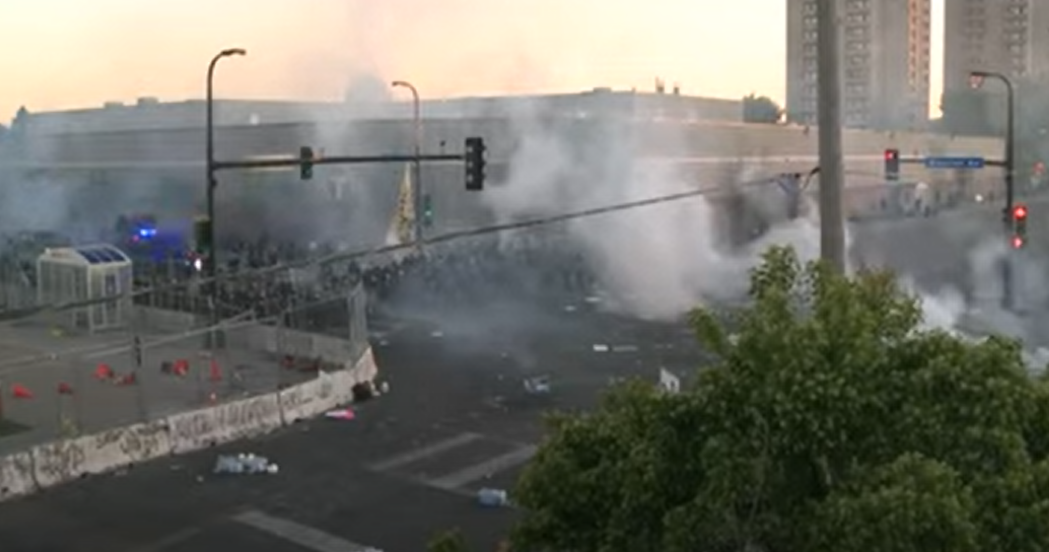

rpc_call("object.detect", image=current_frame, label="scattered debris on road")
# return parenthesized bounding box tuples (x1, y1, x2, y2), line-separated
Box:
(325, 408, 356, 421)
(477, 487, 510, 507)
(523, 375, 551, 395)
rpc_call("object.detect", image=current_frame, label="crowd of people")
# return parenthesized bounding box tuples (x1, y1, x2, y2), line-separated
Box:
(0, 220, 608, 331)
(134, 230, 604, 323)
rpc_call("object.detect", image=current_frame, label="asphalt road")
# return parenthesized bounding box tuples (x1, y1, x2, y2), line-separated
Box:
(0, 298, 705, 552)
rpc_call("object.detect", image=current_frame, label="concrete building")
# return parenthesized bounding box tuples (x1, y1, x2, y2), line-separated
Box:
(786, 0, 932, 129)
(7, 88, 743, 137)
(943, 0, 1049, 91)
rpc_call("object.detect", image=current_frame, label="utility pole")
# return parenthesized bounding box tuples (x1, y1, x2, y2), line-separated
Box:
(815, 0, 846, 272)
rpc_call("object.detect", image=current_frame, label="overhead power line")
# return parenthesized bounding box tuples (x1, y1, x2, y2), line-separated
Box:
(3, 173, 796, 319)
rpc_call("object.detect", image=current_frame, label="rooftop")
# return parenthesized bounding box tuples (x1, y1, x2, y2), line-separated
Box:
(40, 244, 131, 265)
(8, 89, 744, 136)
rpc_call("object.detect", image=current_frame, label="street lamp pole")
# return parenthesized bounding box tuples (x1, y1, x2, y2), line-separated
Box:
(392, 80, 422, 242)
(205, 47, 247, 285)
(970, 70, 1016, 309)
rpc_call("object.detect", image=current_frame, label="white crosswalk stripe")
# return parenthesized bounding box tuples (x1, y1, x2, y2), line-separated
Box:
(426, 445, 536, 491)
(234, 510, 382, 552)
(367, 432, 481, 471)
(367, 431, 534, 494)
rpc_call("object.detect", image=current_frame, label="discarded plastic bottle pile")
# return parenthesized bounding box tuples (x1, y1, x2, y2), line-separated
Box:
(213, 453, 280, 475)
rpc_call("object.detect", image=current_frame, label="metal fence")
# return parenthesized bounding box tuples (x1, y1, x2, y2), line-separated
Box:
(0, 282, 370, 454)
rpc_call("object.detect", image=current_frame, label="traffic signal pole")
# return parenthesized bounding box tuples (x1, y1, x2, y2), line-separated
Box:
(1003, 78, 1017, 311)
(970, 70, 1016, 310)
(212, 153, 463, 172)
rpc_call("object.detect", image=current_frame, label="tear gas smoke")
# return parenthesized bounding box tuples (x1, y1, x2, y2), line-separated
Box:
(480, 109, 833, 321)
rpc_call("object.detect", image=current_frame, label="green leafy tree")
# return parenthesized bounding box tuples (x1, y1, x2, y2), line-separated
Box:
(428, 528, 472, 552)
(511, 246, 1049, 552)
(742, 94, 783, 124)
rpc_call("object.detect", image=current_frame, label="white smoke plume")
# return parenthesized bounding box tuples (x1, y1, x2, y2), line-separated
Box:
(480, 107, 832, 320)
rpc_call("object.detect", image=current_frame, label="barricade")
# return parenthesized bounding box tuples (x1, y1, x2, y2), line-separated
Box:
(278, 370, 341, 423)
(166, 392, 283, 454)
(0, 451, 35, 500)
(31, 420, 173, 489)
(350, 348, 380, 390)
(0, 344, 378, 502)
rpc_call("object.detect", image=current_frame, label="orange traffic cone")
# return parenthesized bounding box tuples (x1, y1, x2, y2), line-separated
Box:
(12, 384, 32, 399)
(57, 382, 74, 395)
(95, 363, 114, 380)
(209, 360, 222, 382)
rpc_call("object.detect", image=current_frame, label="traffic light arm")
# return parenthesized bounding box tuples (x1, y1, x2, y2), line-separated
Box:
(214, 153, 464, 172)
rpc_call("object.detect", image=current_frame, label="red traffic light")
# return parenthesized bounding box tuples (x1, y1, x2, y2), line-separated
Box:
(884, 149, 898, 160)
(1013, 204, 1028, 220)
(1013, 235, 1025, 249)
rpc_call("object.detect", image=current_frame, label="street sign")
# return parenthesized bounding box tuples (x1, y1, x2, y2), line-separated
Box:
(924, 156, 985, 169)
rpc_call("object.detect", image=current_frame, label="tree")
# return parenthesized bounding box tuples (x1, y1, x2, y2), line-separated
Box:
(511, 246, 1049, 552)
(742, 94, 783, 124)
(428, 528, 472, 552)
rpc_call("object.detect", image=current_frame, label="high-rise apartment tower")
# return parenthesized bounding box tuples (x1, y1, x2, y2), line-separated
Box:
(786, 0, 931, 129)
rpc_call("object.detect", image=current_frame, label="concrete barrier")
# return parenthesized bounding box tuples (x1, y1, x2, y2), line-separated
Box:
(32, 420, 173, 489)
(279, 370, 341, 423)
(167, 393, 283, 454)
(0, 451, 35, 500)
(351, 347, 379, 387)
(31, 439, 87, 489)
(0, 344, 378, 502)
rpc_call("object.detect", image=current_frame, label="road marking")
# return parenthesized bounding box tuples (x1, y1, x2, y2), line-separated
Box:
(234, 510, 380, 552)
(426, 445, 537, 491)
(368, 432, 481, 472)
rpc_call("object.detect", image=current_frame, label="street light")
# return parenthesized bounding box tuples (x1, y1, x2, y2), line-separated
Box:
(969, 70, 1015, 219)
(970, 70, 1016, 309)
(391, 80, 422, 241)
(203, 47, 246, 343)
(205, 47, 247, 281)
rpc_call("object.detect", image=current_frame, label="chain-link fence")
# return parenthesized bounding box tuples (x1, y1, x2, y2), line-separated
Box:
(0, 282, 370, 454)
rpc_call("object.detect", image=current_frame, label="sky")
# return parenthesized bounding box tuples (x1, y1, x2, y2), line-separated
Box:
(0, 0, 944, 121)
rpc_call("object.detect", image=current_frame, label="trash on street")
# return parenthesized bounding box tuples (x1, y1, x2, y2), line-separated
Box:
(214, 453, 279, 475)
(523, 375, 552, 395)
(325, 408, 356, 420)
(477, 487, 509, 507)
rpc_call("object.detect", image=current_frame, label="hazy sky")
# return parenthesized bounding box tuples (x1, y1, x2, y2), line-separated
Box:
(0, 0, 945, 120)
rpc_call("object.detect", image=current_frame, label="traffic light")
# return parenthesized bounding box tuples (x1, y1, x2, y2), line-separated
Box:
(422, 194, 434, 227)
(300, 146, 315, 180)
(193, 217, 212, 253)
(193, 217, 213, 271)
(884, 148, 900, 181)
(1012, 203, 1028, 249)
(464, 137, 486, 191)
